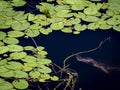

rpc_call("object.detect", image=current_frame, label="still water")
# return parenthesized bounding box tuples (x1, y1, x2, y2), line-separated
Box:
(22, 29, 120, 90)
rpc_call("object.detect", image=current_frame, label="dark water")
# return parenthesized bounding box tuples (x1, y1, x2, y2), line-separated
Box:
(21, 29, 120, 90)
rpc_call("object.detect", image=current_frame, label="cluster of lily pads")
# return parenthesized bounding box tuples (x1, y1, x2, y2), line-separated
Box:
(0, 0, 120, 89)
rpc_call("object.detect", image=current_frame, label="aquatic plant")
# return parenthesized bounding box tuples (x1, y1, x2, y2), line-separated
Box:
(0, 0, 120, 89)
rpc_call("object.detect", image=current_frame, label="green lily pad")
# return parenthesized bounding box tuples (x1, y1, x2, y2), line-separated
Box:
(50, 76, 59, 81)
(0, 81, 13, 90)
(37, 46, 45, 51)
(82, 15, 99, 22)
(61, 28, 72, 33)
(37, 58, 52, 65)
(74, 24, 87, 31)
(0, 41, 4, 46)
(22, 55, 36, 62)
(25, 29, 40, 37)
(0, 78, 5, 83)
(13, 70, 28, 78)
(7, 45, 23, 52)
(8, 31, 24, 38)
(37, 65, 52, 73)
(73, 31, 80, 34)
(10, 52, 27, 60)
(0, 31, 6, 40)
(3, 37, 19, 44)
(24, 62, 38, 67)
(12, 79, 29, 89)
(11, 20, 30, 31)
(11, 0, 26, 7)
(113, 25, 120, 32)
(88, 23, 99, 30)
(0, 46, 9, 54)
(22, 65, 33, 71)
(50, 22, 64, 30)
(40, 73, 50, 80)
(24, 46, 34, 51)
(5, 61, 23, 70)
(0, 59, 7, 66)
(99, 22, 112, 30)
(0, 70, 14, 78)
(0, 66, 9, 73)
(29, 71, 40, 79)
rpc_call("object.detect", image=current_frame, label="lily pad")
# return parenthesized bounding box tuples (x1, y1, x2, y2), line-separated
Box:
(0, 81, 13, 90)
(0, 31, 6, 40)
(3, 37, 19, 44)
(0, 41, 4, 46)
(8, 31, 24, 38)
(7, 45, 23, 52)
(11, 21, 30, 31)
(25, 29, 40, 37)
(29, 71, 40, 79)
(82, 15, 99, 22)
(5, 61, 23, 70)
(61, 28, 72, 33)
(50, 22, 64, 30)
(0, 59, 7, 66)
(50, 76, 59, 81)
(13, 70, 28, 78)
(10, 52, 27, 60)
(0, 66, 9, 73)
(0, 70, 14, 78)
(22, 55, 37, 62)
(0, 46, 9, 54)
(74, 24, 87, 31)
(37, 65, 52, 73)
(24, 46, 34, 51)
(37, 58, 52, 65)
(12, 79, 29, 89)
(113, 25, 120, 32)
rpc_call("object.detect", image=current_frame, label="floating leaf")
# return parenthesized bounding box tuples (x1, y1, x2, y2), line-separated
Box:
(37, 50, 48, 57)
(12, 79, 29, 89)
(74, 24, 87, 31)
(0, 78, 5, 83)
(99, 22, 112, 30)
(61, 28, 72, 33)
(13, 11, 27, 20)
(12, 0, 26, 7)
(3, 37, 19, 44)
(69, 18, 81, 24)
(73, 31, 80, 34)
(37, 58, 52, 65)
(40, 73, 50, 80)
(22, 65, 33, 71)
(11, 21, 30, 31)
(50, 76, 59, 81)
(5, 61, 23, 70)
(50, 22, 64, 30)
(10, 52, 27, 60)
(88, 23, 99, 30)
(37, 65, 52, 73)
(25, 29, 40, 37)
(24, 62, 37, 67)
(8, 31, 24, 38)
(24, 46, 34, 51)
(0, 41, 4, 46)
(29, 71, 40, 79)
(113, 25, 120, 32)
(37, 46, 45, 51)
(0, 66, 9, 73)
(22, 55, 36, 62)
(82, 15, 99, 22)
(0, 46, 9, 54)
(0, 81, 13, 90)
(13, 70, 28, 78)
(0, 59, 7, 66)
(0, 31, 6, 40)
(7, 45, 23, 52)
(0, 70, 14, 78)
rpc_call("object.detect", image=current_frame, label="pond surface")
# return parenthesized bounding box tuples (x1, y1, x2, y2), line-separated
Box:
(22, 29, 120, 90)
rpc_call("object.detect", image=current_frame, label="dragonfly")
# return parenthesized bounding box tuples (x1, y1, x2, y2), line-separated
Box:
(76, 55, 120, 74)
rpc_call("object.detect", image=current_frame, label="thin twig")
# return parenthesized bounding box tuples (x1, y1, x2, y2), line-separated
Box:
(63, 37, 111, 68)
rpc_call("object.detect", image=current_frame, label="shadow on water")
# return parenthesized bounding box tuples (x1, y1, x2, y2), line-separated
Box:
(21, 29, 120, 90)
